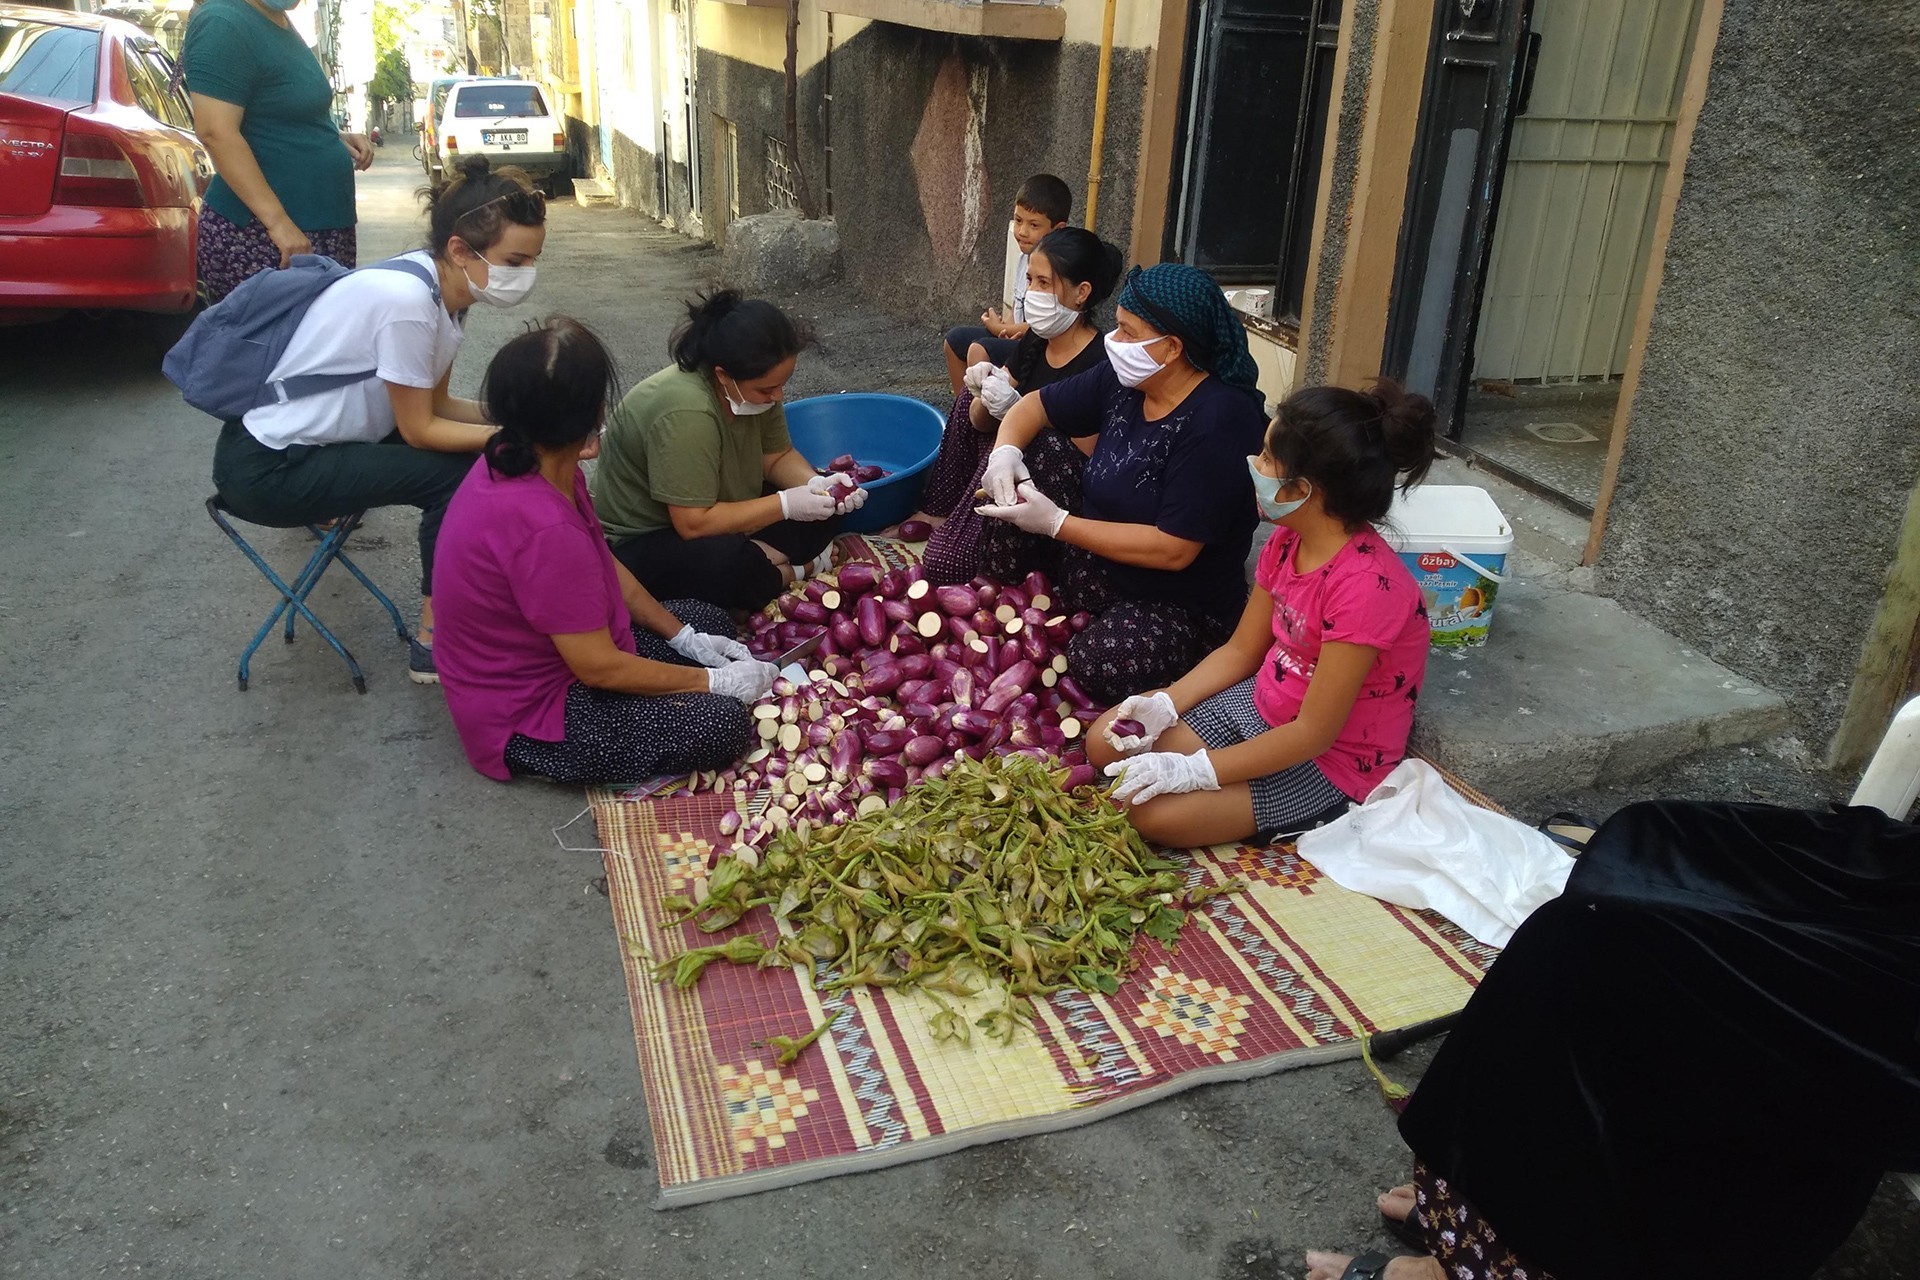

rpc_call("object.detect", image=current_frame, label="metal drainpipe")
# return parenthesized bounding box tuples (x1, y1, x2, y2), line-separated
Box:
(822, 12, 834, 218)
(1084, 0, 1118, 228)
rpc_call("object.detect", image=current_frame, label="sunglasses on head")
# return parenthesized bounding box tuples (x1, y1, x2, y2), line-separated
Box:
(455, 189, 547, 229)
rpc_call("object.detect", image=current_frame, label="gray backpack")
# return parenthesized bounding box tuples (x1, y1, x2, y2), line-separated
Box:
(163, 254, 439, 421)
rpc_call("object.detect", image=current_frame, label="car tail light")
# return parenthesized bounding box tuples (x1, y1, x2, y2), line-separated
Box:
(54, 129, 144, 209)
(445, 135, 458, 152)
(552, 133, 564, 149)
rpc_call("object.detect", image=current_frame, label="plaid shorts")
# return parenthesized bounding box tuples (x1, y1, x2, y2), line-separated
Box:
(1183, 677, 1351, 840)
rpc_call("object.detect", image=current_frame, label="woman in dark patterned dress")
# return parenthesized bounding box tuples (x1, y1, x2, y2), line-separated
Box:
(974, 263, 1269, 705)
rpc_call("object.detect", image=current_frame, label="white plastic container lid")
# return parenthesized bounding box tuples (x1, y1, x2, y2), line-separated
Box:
(1380, 484, 1514, 556)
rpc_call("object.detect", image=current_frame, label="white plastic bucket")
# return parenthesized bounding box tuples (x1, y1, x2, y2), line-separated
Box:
(1381, 485, 1513, 648)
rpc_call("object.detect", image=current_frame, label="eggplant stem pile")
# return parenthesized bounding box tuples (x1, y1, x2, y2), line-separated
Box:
(650, 753, 1244, 1046)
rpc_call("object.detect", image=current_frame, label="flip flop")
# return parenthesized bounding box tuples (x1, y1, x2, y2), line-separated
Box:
(1340, 1253, 1395, 1280)
(1538, 810, 1597, 854)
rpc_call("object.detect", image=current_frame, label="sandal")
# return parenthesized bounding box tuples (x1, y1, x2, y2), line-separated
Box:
(1341, 1253, 1395, 1280)
(1538, 810, 1597, 854)
(1380, 1210, 1424, 1251)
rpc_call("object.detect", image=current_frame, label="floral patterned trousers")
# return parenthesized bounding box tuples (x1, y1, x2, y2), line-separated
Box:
(198, 206, 357, 304)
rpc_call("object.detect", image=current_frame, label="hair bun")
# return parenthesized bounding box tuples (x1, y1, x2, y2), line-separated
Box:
(483, 429, 537, 477)
(459, 154, 493, 182)
(1365, 378, 1438, 481)
(696, 289, 742, 323)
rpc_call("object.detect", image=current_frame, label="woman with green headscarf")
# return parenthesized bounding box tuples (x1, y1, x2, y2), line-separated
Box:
(976, 263, 1268, 703)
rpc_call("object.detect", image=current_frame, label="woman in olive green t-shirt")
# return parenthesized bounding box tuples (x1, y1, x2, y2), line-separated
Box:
(182, 0, 373, 301)
(592, 292, 867, 612)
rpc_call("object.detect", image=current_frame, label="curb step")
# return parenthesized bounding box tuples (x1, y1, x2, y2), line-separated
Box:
(573, 177, 617, 208)
(1407, 581, 1790, 811)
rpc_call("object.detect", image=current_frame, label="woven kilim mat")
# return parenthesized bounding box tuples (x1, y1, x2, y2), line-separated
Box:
(589, 533, 1504, 1206)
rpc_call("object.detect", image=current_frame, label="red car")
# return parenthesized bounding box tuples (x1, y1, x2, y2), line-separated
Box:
(0, 3, 211, 320)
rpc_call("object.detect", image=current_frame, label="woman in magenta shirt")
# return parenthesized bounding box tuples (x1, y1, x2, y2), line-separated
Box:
(1085, 380, 1438, 846)
(432, 319, 778, 783)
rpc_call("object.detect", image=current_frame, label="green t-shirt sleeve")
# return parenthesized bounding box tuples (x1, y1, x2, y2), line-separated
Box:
(181, 10, 259, 107)
(646, 409, 728, 508)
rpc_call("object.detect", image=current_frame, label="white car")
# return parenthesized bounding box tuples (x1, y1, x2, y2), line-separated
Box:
(435, 78, 569, 190)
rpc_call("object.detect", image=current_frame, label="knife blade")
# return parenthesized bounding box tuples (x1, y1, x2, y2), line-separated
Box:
(773, 629, 826, 668)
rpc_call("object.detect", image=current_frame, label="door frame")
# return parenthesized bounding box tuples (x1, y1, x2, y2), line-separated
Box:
(1160, 0, 1344, 324)
(1379, 0, 1536, 437)
(1582, 0, 1723, 563)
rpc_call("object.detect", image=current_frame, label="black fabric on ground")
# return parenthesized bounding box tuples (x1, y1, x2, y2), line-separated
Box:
(1397, 800, 1920, 1280)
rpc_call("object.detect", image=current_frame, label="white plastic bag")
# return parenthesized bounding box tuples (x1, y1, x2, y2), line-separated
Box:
(1294, 759, 1573, 948)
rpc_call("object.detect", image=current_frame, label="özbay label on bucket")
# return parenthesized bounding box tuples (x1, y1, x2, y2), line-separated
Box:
(1403, 549, 1503, 648)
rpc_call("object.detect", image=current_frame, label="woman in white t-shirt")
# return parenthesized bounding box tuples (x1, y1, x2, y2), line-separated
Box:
(212, 155, 547, 685)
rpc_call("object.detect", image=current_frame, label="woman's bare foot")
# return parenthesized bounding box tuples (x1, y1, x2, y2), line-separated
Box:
(1378, 1184, 1416, 1223)
(1304, 1251, 1445, 1280)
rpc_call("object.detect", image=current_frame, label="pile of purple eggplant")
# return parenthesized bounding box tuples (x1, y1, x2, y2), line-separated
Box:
(679, 562, 1105, 854)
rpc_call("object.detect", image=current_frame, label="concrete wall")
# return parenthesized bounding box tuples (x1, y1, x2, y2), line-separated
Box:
(608, 125, 661, 214)
(566, 0, 712, 230)
(693, 4, 1150, 323)
(693, 45, 794, 228)
(502, 0, 534, 71)
(842, 27, 1144, 322)
(1597, 0, 1920, 749)
(688, 2, 842, 235)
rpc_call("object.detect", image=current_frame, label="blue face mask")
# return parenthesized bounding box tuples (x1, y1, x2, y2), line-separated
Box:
(1249, 457, 1311, 522)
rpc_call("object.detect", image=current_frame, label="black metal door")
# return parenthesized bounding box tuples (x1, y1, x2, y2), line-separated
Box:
(1165, 0, 1341, 323)
(1381, 0, 1535, 433)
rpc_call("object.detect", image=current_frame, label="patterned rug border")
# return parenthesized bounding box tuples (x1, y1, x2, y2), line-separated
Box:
(640, 1034, 1363, 1208)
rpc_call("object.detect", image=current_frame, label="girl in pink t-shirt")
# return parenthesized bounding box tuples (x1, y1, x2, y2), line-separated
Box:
(1086, 379, 1437, 847)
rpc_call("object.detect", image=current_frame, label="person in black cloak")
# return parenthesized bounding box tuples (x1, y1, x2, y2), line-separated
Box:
(1307, 799, 1920, 1280)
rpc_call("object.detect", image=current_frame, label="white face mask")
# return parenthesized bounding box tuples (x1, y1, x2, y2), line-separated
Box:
(1105, 331, 1171, 388)
(1024, 290, 1080, 340)
(720, 372, 777, 416)
(465, 252, 536, 308)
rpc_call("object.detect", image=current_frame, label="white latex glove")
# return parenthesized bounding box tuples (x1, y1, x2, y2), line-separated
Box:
(979, 369, 1021, 419)
(981, 444, 1031, 506)
(707, 657, 779, 702)
(1104, 750, 1220, 806)
(667, 624, 750, 668)
(1103, 691, 1180, 752)
(835, 484, 869, 514)
(975, 480, 1066, 538)
(780, 472, 851, 522)
(963, 360, 997, 395)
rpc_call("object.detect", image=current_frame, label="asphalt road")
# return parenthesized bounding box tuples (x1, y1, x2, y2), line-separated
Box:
(2, 146, 1913, 1279)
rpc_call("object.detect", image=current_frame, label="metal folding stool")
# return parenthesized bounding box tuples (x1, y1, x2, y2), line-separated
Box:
(206, 496, 411, 693)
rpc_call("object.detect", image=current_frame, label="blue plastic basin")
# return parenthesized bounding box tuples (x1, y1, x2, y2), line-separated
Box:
(783, 393, 945, 534)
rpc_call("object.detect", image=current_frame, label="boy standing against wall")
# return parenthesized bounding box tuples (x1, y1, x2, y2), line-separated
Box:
(942, 174, 1072, 395)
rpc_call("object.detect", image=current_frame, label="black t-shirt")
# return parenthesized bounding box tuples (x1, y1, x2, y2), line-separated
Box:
(1009, 329, 1108, 394)
(1038, 362, 1266, 617)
